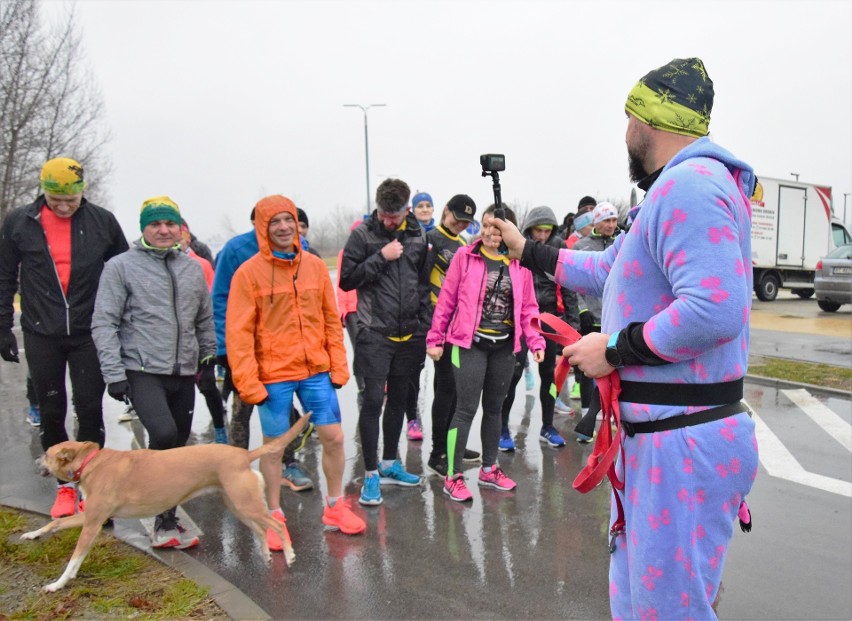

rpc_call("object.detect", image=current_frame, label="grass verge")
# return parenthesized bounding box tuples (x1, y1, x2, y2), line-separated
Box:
(0, 507, 228, 619)
(749, 356, 852, 392)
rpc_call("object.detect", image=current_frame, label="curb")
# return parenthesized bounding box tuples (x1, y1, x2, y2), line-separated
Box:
(0, 497, 270, 621)
(744, 373, 852, 399)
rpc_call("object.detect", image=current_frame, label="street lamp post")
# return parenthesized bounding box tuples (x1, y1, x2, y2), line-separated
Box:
(344, 103, 386, 215)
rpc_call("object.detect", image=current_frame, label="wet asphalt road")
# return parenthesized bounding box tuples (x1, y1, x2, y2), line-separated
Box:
(1, 295, 849, 620)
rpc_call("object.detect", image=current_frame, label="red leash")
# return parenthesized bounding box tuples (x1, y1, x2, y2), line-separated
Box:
(530, 313, 626, 552)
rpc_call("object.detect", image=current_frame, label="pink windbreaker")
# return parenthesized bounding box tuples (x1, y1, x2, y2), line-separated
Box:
(427, 240, 545, 354)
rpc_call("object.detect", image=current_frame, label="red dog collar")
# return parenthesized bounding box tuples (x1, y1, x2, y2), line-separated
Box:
(71, 449, 100, 482)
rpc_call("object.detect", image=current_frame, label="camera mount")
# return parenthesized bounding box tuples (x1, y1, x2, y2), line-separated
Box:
(480, 154, 508, 254)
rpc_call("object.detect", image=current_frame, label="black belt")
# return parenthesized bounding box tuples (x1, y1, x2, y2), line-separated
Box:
(621, 401, 750, 437)
(619, 378, 743, 406)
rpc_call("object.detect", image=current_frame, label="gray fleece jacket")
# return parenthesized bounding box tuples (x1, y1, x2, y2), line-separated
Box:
(92, 239, 216, 384)
(571, 230, 619, 323)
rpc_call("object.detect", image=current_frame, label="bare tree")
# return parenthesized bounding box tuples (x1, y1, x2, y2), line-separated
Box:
(0, 0, 110, 220)
(310, 205, 362, 257)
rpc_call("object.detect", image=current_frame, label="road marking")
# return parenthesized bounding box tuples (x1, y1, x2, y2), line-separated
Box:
(750, 407, 852, 498)
(782, 389, 852, 453)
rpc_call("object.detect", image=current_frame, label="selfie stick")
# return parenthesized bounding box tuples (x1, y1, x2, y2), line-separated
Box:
(482, 169, 508, 254)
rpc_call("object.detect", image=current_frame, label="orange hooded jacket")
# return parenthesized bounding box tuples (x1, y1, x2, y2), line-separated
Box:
(226, 195, 349, 405)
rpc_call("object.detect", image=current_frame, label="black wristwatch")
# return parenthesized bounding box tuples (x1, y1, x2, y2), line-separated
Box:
(605, 330, 624, 368)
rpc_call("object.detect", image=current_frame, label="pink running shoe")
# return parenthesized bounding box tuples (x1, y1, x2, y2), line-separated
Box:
(407, 419, 423, 441)
(478, 466, 516, 491)
(443, 474, 473, 502)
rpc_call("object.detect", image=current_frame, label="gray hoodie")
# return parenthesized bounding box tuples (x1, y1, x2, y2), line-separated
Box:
(92, 239, 216, 384)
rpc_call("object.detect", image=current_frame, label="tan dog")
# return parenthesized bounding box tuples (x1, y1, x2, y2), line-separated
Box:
(21, 414, 310, 592)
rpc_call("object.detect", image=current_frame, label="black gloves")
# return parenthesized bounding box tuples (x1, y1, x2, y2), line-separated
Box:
(215, 354, 230, 372)
(0, 330, 19, 363)
(107, 380, 131, 404)
(332, 383, 342, 389)
(579, 310, 594, 336)
(196, 356, 217, 392)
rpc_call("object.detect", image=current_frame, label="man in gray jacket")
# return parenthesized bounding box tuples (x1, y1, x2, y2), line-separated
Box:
(92, 196, 216, 549)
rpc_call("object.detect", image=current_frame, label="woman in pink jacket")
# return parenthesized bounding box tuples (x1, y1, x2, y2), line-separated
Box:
(427, 205, 545, 503)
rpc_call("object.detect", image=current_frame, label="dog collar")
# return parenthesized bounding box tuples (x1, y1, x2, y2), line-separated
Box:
(70, 449, 100, 482)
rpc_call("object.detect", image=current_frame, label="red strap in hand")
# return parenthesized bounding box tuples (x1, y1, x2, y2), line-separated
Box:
(529, 313, 581, 392)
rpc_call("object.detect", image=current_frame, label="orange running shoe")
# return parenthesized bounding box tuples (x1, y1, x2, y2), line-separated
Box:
(266, 509, 291, 552)
(322, 498, 366, 535)
(51, 486, 77, 518)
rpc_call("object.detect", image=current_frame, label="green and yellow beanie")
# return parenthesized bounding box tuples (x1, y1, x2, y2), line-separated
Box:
(625, 57, 714, 138)
(40, 157, 86, 195)
(139, 196, 181, 230)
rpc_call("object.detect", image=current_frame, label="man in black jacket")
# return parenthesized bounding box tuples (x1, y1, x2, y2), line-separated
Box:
(0, 157, 128, 519)
(340, 178, 430, 506)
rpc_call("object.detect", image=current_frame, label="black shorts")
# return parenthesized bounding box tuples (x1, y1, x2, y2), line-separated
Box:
(354, 328, 426, 379)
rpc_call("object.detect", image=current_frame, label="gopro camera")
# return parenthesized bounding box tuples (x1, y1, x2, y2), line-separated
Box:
(480, 153, 505, 173)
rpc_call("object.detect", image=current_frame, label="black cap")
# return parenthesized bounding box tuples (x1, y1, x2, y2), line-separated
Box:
(296, 207, 309, 227)
(446, 194, 476, 223)
(577, 196, 596, 211)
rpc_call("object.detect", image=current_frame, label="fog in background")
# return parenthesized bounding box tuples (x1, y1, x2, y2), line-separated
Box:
(42, 0, 852, 249)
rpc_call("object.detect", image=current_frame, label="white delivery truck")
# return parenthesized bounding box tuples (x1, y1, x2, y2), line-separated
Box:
(750, 176, 851, 301)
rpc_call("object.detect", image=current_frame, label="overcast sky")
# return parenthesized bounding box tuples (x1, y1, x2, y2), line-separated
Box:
(43, 0, 852, 244)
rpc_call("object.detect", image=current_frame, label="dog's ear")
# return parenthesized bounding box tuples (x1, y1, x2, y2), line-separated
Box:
(54, 447, 78, 468)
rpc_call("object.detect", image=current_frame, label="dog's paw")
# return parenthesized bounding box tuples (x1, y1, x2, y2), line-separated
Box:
(43, 580, 64, 593)
(20, 529, 42, 540)
(284, 549, 295, 567)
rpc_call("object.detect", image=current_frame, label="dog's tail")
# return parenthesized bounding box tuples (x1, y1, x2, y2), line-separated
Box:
(247, 412, 312, 463)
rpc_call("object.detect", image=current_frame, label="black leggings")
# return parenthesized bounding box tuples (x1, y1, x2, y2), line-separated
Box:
(405, 365, 423, 423)
(24, 332, 105, 452)
(502, 340, 560, 429)
(127, 372, 195, 451)
(448, 340, 515, 475)
(430, 347, 457, 457)
(197, 383, 225, 428)
(359, 374, 408, 471)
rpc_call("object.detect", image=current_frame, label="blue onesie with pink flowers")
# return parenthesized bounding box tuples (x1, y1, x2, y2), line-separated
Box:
(556, 137, 759, 620)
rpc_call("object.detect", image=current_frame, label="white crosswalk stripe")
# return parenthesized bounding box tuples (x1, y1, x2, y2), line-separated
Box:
(748, 395, 852, 498)
(781, 389, 852, 453)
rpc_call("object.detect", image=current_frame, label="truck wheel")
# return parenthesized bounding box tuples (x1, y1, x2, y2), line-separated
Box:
(756, 273, 780, 302)
(817, 300, 841, 312)
(792, 288, 815, 299)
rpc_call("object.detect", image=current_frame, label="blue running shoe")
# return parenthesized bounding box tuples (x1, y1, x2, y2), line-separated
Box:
(378, 460, 422, 487)
(359, 472, 383, 506)
(282, 463, 314, 491)
(498, 430, 515, 452)
(26, 405, 40, 427)
(214, 426, 229, 445)
(540, 425, 566, 447)
(554, 397, 573, 415)
(576, 433, 593, 444)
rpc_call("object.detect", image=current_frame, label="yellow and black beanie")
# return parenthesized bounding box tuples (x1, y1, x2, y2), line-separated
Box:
(40, 157, 86, 195)
(139, 196, 181, 230)
(625, 58, 713, 138)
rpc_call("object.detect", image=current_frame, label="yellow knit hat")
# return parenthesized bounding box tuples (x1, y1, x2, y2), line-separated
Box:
(40, 158, 86, 195)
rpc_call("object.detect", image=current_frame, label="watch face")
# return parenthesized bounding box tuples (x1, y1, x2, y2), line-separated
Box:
(605, 346, 622, 367)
